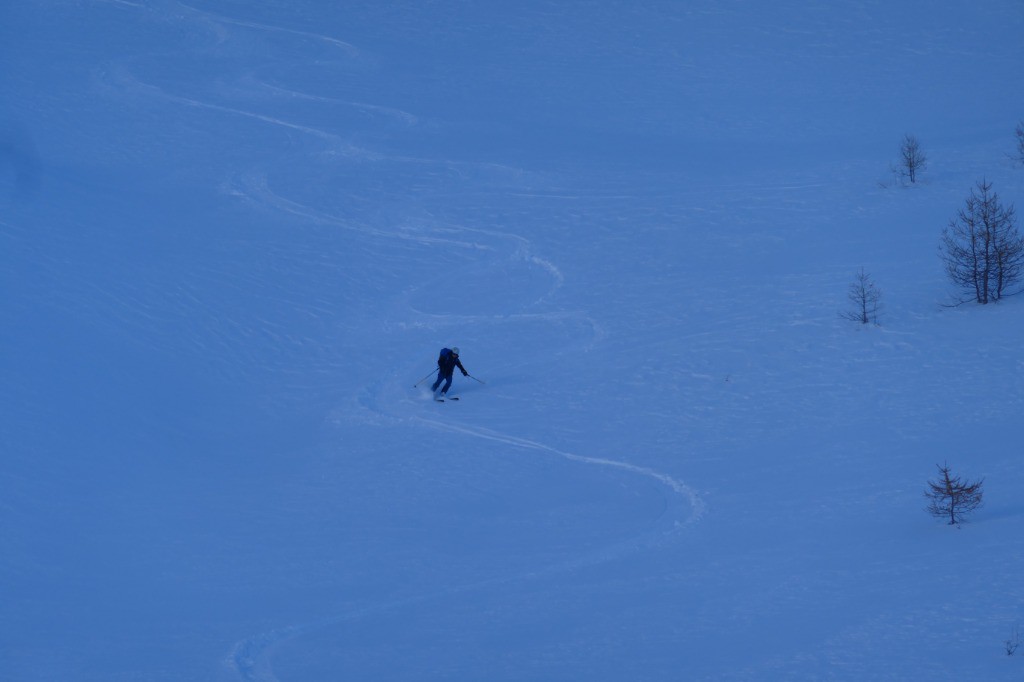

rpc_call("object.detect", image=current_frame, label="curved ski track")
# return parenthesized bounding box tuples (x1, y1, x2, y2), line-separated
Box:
(223, 183, 706, 681)
(102, 4, 706, 678)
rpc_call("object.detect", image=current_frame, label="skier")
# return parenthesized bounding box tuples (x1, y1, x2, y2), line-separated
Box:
(431, 346, 468, 398)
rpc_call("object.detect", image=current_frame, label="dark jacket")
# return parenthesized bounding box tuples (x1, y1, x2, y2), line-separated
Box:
(437, 348, 467, 378)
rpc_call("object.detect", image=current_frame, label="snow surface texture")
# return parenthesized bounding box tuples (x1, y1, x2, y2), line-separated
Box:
(2, 1, 1023, 680)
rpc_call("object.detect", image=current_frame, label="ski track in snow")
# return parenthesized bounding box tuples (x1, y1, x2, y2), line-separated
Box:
(99, 5, 705, 678)
(228, 439, 701, 682)
(114, 67, 525, 177)
(250, 78, 420, 127)
(176, 1, 361, 56)
(223, 175, 704, 682)
(225, 176, 705, 678)
(108, 69, 363, 153)
(228, 401, 705, 682)
(413, 418, 706, 527)
(214, 164, 709, 682)
(227, 173, 492, 250)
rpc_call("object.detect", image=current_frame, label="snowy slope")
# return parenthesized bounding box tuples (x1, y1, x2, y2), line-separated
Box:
(2, 1, 1024, 680)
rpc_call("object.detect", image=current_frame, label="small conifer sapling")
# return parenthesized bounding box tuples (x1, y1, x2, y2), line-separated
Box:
(924, 462, 984, 525)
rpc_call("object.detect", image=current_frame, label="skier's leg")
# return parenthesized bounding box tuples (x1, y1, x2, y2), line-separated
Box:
(431, 373, 443, 392)
(440, 374, 453, 395)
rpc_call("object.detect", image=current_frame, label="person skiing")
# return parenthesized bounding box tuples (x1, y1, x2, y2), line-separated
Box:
(431, 346, 468, 398)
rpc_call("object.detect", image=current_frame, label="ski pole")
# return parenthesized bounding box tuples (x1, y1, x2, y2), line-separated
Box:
(414, 368, 438, 387)
(467, 374, 486, 385)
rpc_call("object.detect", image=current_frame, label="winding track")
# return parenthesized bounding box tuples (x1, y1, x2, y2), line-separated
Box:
(99, 3, 706, 678)
(222, 181, 705, 682)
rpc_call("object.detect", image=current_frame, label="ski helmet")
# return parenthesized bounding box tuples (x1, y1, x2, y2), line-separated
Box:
(451, 346, 460, 355)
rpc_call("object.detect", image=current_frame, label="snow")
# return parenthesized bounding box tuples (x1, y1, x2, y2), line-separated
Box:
(2, 1, 1023, 680)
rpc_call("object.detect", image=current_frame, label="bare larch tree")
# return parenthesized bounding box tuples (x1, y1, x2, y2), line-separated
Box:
(841, 268, 882, 324)
(924, 463, 984, 525)
(896, 133, 927, 184)
(941, 179, 1024, 304)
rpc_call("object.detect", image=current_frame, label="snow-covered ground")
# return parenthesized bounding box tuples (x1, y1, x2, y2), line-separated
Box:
(2, 1, 1023, 680)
